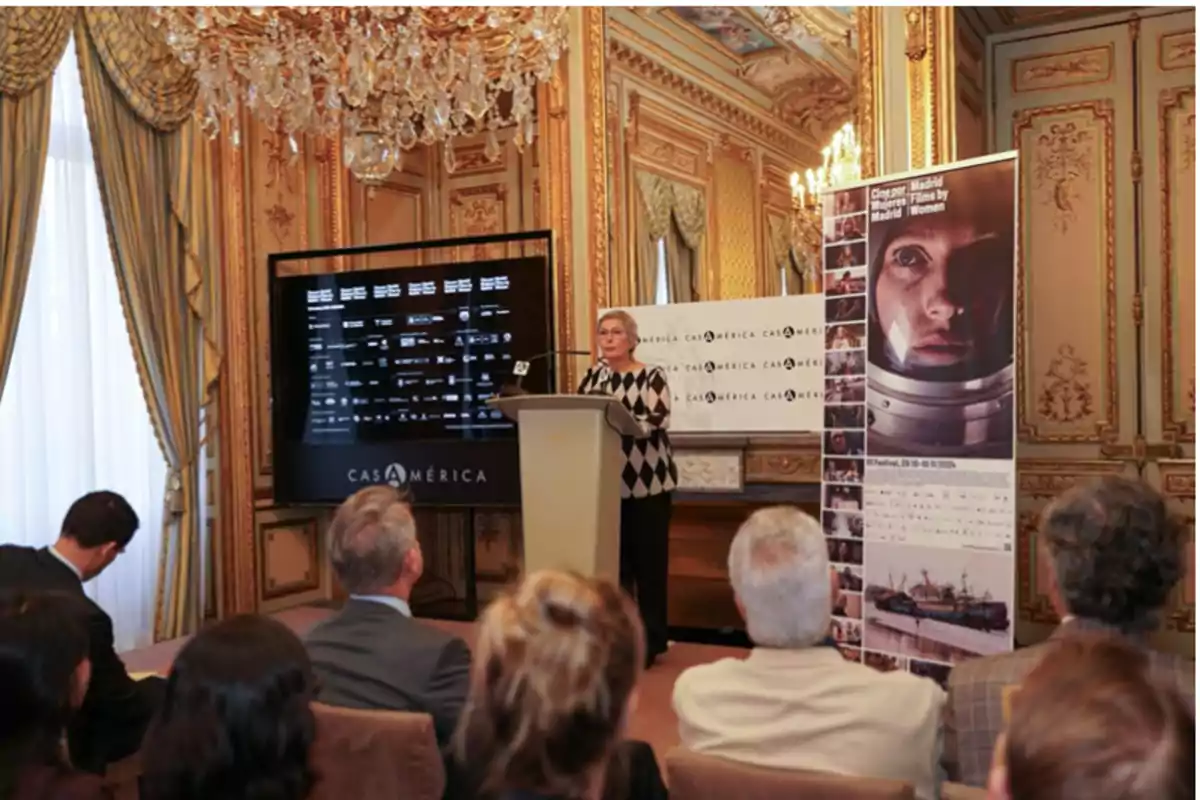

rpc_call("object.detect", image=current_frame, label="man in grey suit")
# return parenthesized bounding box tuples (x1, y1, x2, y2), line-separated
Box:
(305, 485, 472, 747)
(943, 475, 1194, 788)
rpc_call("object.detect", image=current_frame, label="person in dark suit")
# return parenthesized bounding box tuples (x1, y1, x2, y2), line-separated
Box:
(0, 590, 107, 800)
(0, 491, 164, 774)
(304, 485, 471, 747)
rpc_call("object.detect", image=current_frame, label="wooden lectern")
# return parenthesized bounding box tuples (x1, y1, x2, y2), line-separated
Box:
(488, 394, 641, 581)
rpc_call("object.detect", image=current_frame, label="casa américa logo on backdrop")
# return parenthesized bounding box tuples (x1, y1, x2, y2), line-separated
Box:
(641, 324, 823, 346)
(346, 463, 488, 486)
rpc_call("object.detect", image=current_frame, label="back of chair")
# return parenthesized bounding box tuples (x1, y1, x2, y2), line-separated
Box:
(666, 749, 915, 800)
(309, 703, 445, 800)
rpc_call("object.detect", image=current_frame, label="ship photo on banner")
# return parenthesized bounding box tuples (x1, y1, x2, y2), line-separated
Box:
(819, 153, 1019, 686)
(607, 295, 826, 433)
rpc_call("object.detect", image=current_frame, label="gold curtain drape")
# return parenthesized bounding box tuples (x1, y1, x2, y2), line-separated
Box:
(0, 7, 73, 402)
(75, 9, 218, 642)
(634, 170, 706, 303)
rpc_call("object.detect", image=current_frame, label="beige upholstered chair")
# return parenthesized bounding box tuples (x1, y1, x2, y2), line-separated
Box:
(309, 703, 445, 800)
(666, 749, 915, 800)
(942, 782, 988, 800)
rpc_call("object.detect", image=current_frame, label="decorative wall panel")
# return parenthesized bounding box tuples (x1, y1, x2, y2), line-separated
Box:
(712, 142, 758, 300)
(1141, 13, 1196, 453)
(1013, 102, 1119, 443)
(1012, 46, 1114, 94)
(256, 510, 329, 613)
(995, 10, 1194, 654)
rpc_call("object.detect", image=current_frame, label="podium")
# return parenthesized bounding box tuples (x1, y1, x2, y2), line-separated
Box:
(488, 394, 641, 581)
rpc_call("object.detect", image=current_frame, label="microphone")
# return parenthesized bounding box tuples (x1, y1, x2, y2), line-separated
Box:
(499, 349, 591, 397)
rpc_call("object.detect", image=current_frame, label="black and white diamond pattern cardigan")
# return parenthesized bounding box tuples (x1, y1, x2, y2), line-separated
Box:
(577, 362, 679, 499)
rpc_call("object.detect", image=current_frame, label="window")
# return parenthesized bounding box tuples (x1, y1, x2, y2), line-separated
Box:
(0, 39, 167, 651)
(654, 237, 670, 305)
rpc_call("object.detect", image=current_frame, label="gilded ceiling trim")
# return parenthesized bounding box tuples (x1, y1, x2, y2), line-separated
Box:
(607, 33, 821, 165)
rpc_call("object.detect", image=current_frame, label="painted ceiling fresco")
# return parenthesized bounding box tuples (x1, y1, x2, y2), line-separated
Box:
(660, 7, 859, 143)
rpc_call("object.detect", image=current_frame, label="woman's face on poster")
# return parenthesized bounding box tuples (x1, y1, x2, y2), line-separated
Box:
(874, 220, 1010, 370)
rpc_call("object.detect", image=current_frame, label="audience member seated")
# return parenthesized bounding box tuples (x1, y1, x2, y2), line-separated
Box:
(943, 475, 1193, 788)
(139, 615, 317, 800)
(0, 492, 164, 773)
(985, 634, 1193, 800)
(0, 591, 105, 800)
(672, 506, 945, 800)
(453, 570, 667, 800)
(304, 485, 471, 748)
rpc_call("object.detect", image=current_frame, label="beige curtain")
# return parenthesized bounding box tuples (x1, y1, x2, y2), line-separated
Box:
(765, 214, 805, 296)
(633, 191, 658, 306)
(635, 170, 706, 303)
(0, 8, 74, 401)
(75, 9, 219, 641)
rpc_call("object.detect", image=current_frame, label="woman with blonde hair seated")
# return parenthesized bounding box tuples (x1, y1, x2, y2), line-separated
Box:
(988, 634, 1193, 800)
(454, 570, 666, 800)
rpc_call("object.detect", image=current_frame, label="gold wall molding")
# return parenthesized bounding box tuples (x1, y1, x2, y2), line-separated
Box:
(904, 7, 954, 170)
(1014, 101, 1119, 444)
(857, 8, 882, 178)
(1159, 86, 1196, 444)
(539, 59, 575, 389)
(216, 128, 257, 617)
(585, 6, 611, 315)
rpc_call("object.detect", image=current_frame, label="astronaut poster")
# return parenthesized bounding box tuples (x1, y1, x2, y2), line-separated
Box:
(819, 153, 1018, 687)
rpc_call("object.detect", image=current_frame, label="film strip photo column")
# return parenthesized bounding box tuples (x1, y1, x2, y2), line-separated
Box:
(820, 188, 870, 662)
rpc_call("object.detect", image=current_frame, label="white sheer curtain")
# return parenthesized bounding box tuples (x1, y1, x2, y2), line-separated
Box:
(0, 40, 167, 653)
(654, 237, 670, 305)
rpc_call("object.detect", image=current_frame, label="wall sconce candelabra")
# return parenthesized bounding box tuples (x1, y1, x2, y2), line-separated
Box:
(789, 122, 862, 292)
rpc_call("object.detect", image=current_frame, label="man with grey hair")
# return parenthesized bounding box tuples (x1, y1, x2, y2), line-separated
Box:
(305, 485, 471, 747)
(672, 506, 945, 800)
(943, 475, 1194, 788)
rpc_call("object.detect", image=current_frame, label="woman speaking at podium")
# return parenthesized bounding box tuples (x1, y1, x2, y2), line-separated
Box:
(577, 309, 677, 669)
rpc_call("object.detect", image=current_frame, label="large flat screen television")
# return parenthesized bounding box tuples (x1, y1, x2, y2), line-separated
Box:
(270, 252, 553, 506)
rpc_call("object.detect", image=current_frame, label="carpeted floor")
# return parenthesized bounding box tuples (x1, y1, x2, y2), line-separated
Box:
(120, 606, 747, 762)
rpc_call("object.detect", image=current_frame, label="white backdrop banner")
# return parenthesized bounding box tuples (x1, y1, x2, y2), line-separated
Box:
(606, 295, 825, 433)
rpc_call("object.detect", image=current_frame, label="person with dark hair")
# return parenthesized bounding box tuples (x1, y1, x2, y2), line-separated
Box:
(0, 491, 164, 773)
(943, 475, 1194, 788)
(0, 591, 104, 800)
(140, 615, 317, 800)
(987, 634, 1194, 800)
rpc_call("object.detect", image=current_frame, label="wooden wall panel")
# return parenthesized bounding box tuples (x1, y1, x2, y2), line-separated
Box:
(993, 10, 1195, 654)
(994, 20, 1141, 640)
(1140, 12, 1195, 453)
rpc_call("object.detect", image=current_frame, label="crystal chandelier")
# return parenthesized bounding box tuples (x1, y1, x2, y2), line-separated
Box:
(789, 122, 862, 271)
(152, 7, 570, 182)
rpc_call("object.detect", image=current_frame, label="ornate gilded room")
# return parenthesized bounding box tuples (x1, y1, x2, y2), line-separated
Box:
(0, 5, 1193, 797)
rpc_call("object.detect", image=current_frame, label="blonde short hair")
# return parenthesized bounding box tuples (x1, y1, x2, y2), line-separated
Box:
(455, 570, 644, 797)
(597, 309, 640, 351)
